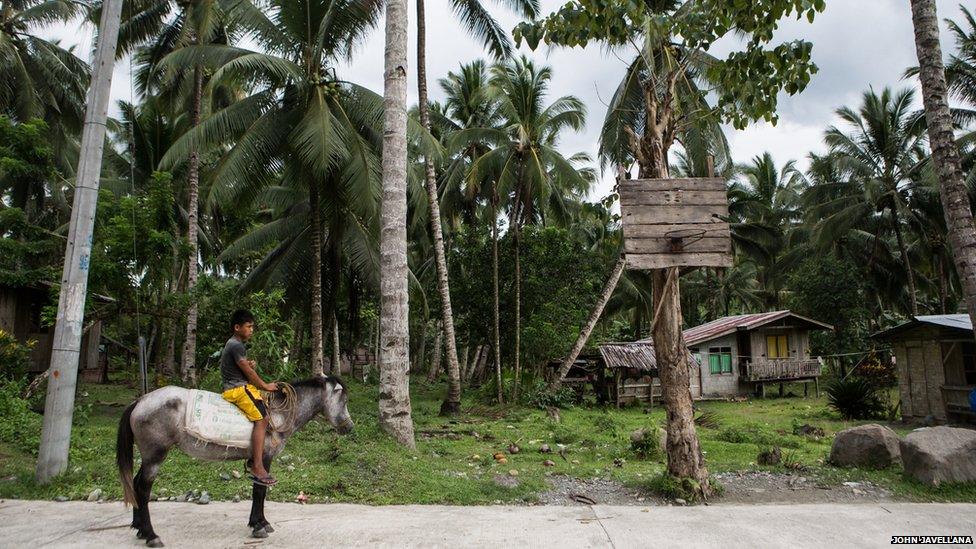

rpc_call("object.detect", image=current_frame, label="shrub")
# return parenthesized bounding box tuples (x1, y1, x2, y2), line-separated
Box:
(0, 378, 41, 455)
(630, 427, 662, 459)
(757, 446, 782, 465)
(646, 473, 724, 502)
(856, 353, 897, 388)
(0, 329, 34, 381)
(826, 377, 884, 420)
(525, 381, 576, 410)
(593, 414, 619, 434)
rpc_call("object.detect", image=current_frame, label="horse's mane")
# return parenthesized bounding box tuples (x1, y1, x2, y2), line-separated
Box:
(291, 375, 346, 391)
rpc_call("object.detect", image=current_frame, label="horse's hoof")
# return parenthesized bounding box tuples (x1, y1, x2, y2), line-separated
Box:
(251, 527, 269, 539)
(146, 537, 164, 548)
(262, 523, 275, 534)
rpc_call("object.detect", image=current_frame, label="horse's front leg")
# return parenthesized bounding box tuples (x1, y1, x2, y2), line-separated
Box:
(249, 457, 274, 538)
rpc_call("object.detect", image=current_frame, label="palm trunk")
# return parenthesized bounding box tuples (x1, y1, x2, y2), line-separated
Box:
(379, 0, 416, 448)
(331, 311, 341, 375)
(890, 206, 920, 315)
(416, 0, 462, 414)
(939, 254, 950, 314)
(309, 182, 325, 375)
(512, 214, 522, 402)
(550, 256, 626, 390)
(180, 66, 203, 387)
(293, 316, 305, 369)
(414, 320, 428, 374)
(427, 320, 443, 382)
(492, 193, 503, 403)
(910, 0, 976, 335)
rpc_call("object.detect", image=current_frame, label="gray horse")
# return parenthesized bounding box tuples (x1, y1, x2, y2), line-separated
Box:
(116, 375, 353, 547)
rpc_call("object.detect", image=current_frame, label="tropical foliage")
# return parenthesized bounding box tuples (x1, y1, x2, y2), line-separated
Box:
(1, 1, 975, 427)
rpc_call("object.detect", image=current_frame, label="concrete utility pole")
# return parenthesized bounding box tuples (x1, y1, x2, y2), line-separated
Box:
(36, 0, 124, 484)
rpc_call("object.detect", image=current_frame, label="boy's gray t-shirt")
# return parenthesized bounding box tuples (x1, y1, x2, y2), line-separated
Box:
(220, 337, 249, 391)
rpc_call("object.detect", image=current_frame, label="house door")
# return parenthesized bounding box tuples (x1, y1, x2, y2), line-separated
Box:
(736, 331, 751, 376)
(906, 345, 928, 417)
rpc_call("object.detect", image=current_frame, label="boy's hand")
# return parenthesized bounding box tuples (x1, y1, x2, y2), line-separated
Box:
(263, 381, 279, 392)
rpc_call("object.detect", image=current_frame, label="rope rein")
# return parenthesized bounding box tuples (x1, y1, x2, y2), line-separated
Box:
(261, 382, 298, 433)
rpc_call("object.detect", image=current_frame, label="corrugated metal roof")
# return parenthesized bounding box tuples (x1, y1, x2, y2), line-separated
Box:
(599, 343, 658, 371)
(871, 314, 972, 340)
(638, 310, 833, 346)
(598, 342, 700, 371)
(682, 311, 792, 346)
(915, 314, 972, 331)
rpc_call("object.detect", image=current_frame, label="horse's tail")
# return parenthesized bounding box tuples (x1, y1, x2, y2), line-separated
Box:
(116, 400, 138, 507)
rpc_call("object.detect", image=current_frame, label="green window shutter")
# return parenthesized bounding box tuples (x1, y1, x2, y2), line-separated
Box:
(721, 353, 732, 373)
(709, 354, 721, 374)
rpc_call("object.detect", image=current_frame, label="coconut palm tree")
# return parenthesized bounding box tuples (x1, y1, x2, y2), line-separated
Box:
(910, 0, 976, 335)
(944, 5, 976, 125)
(800, 151, 913, 316)
(455, 56, 591, 400)
(379, 0, 417, 447)
(159, 0, 386, 376)
(433, 60, 507, 399)
(122, 0, 239, 385)
(733, 153, 805, 309)
(0, 0, 89, 177)
(815, 87, 928, 315)
(414, 0, 537, 415)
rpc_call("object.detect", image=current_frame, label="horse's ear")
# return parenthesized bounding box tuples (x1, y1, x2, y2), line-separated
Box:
(333, 384, 343, 393)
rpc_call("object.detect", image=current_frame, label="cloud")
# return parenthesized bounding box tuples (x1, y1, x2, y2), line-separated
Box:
(39, 0, 972, 202)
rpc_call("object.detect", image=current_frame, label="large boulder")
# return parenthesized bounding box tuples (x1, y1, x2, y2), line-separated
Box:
(900, 426, 976, 486)
(829, 424, 901, 469)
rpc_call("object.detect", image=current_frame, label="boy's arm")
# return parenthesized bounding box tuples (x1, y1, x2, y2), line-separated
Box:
(236, 359, 278, 392)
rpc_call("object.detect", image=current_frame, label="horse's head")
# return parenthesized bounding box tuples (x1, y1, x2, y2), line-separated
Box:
(320, 376, 354, 435)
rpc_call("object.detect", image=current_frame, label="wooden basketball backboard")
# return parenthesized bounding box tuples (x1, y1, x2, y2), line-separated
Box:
(620, 178, 733, 270)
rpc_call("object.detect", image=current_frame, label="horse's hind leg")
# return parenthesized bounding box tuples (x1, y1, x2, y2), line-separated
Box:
(133, 454, 167, 547)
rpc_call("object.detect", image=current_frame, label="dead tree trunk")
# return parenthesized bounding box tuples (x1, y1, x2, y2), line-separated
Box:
(651, 268, 711, 495)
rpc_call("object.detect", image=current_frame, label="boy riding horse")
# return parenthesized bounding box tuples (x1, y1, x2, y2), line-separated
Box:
(220, 309, 280, 487)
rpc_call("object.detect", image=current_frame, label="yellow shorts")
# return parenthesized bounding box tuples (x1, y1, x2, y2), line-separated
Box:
(222, 384, 267, 422)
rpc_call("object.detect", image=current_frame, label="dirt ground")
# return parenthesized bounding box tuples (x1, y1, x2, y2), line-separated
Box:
(538, 471, 893, 506)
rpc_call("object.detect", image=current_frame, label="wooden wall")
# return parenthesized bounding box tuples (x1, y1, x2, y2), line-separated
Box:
(892, 326, 947, 421)
(749, 327, 811, 361)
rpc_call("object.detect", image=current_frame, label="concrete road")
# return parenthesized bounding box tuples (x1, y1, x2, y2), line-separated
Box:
(1, 500, 974, 548)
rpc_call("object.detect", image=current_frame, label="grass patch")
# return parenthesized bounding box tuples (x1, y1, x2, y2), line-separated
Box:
(0, 378, 973, 504)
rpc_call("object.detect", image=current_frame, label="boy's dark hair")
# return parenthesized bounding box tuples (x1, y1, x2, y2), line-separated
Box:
(230, 309, 255, 332)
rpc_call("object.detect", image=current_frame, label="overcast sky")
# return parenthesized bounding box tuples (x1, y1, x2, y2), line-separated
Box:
(47, 0, 970, 202)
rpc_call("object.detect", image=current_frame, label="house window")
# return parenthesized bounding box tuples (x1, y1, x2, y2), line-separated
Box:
(766, 334, 789, 359)
(963, 343, 976, 385)
(708, 347, 733, 374)
(690, 347, 701, 365)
